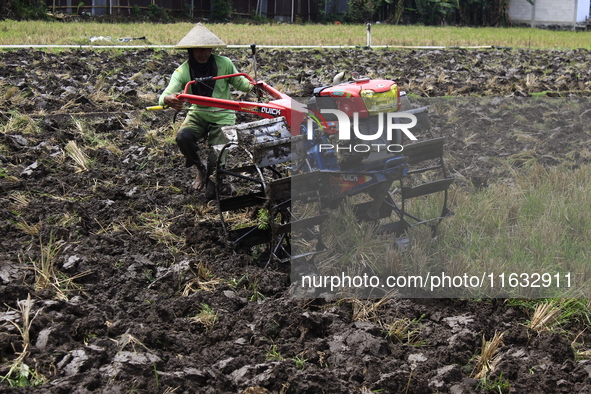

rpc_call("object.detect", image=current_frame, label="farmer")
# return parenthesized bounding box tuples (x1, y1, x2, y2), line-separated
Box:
(159, 23, 253, 195)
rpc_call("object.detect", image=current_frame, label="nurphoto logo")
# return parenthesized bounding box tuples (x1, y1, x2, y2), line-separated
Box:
(307, 109, 418, 153)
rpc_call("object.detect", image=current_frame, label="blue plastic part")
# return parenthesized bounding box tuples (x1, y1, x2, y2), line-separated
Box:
(300, 121, 339, 171)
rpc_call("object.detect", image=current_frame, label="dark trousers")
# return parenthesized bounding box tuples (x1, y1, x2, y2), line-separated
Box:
(175, 113, 230, 173)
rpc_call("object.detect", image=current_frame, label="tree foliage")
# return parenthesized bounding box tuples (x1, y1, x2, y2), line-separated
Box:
(2, 0, 48, 20)
(380, 0, 514, 26)
(324, 0, 513, 26)
(344, 0, 382, 22)
(3, 0, 524, 26)
(212, 0, 233, 21)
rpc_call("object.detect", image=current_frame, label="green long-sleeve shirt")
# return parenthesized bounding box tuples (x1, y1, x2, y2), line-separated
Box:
(159, 54, 252, 124)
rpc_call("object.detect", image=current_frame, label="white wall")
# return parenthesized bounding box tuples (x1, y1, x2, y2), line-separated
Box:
(537, 0, 575, 23)
(509, 0, 590, 25)
(509, 0, 534, 22)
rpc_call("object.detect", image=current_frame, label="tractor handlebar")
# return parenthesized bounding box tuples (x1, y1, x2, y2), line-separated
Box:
(145, 105, 168, 111)
(146, 73, 311, 134)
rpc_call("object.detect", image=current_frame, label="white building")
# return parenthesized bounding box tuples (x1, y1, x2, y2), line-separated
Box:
(509, 0, 590, 27)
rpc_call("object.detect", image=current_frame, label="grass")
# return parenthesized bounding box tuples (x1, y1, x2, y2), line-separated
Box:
(0, 295, 46, 388)
(64, 140, 91, 172)
(128, 209, 185, 254)
(477, 373, 511, 394)
(1, 20, 590, 49)
(1, 111, 40, 135)
(71, 116, 123, 155)
(305, 161, 591, 298)
(13, 219, 42, 236)
(508, 298, 591, 332)
(403, 163, 591, 298)
(292, 354, 308, 370)
(265, 345, 284, 361)
(311, 202, 401, 283)
(7, 193, 40, 234)
(8, 192, 30, 211)
(29, 234, 91, 300)
(528, 301, 562, 332)
(381, 315, 425, 346)
(189, 303, 218, 330)
(32, 235, 64, 291)
(472, 331, 505, 380)
(1, 83, 30, 107)
(134, 209, 179, 238)
(117, 332, 150, 352)
(348, 298, 390, 321)
(182, 261, 223, 295)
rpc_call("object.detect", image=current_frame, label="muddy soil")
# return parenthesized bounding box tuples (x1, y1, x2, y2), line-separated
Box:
(1, 47, 591, 393)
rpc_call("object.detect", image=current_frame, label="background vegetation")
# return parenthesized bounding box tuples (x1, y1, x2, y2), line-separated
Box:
(0, 0, 552, 26)
(1, 0, 48, 21)
(338, 0, 527, 25)
(1, 20, 590, 49)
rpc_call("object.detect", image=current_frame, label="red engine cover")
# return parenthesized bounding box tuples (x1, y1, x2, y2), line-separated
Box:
(320, 79, 396, 97)
(319, 79, 399, 118)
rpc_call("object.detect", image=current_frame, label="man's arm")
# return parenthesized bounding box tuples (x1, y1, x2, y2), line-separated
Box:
(231, 73, 254, 93)
(216, 56, 253, 93)
(159, 62, 191, 108)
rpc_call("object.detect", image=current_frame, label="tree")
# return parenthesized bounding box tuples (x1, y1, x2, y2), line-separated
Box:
(212, 0, 232, 21)
(2, 0, 48, 20)
(414, 0, 455, 25)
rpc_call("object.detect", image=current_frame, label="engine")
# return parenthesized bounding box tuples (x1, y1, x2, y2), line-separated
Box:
(306, 76, 405, 168)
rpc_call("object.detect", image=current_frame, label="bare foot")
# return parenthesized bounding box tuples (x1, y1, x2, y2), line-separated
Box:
(192, 168, 206, 191)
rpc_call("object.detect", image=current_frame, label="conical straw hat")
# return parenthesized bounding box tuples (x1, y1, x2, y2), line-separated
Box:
(175, 23, 226, 49)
